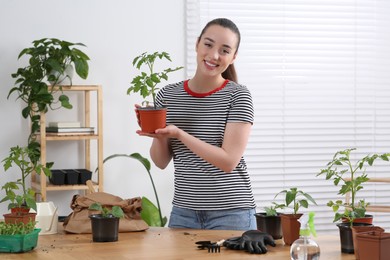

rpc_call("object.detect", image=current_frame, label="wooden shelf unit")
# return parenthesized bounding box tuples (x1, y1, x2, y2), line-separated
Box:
(32, 85, 104, 201)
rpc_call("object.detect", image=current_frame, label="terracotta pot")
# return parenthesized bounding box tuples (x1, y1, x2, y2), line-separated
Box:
(356, 231, 390, 260)
(3, 212, 37, 224)
(280, 213, 302, 245)
(342, 214, 373, 224)
(352, 225, 384, 260)
(10, 207, 30, 215)
(137, 107, 167, 133)
(254, 213, 283, 240)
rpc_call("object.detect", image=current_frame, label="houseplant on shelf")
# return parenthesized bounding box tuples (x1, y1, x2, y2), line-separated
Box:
(88, 202, 124, 242)
(8, 37, 90, 152)
(95, 152, 167, 227)
(254, 204, 283, 240)
(273, 187, 317, 245)
(1, 145, 52, 224)
(127, 51, 183, 133)
(317, 148, 390, 254)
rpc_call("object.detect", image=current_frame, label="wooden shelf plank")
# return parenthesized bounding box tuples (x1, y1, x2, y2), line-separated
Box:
(32, 181, 100, 191)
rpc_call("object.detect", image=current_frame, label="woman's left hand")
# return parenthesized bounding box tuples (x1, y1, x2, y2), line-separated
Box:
(136, 125, 180, 139)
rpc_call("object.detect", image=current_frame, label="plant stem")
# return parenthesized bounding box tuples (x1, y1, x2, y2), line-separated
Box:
(145, 166, 163, 226)
(347, 154, 356, 212)
(21, 151, 27, 197)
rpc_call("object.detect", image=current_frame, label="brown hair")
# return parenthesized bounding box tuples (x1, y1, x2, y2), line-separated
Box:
(198, 18, 241, 83)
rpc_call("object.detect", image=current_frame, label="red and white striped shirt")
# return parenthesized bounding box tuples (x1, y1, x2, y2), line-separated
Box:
(156, 80, 256, 210)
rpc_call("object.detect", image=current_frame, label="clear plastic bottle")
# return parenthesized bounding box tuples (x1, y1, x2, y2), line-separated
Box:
(290, 212, 320, 260)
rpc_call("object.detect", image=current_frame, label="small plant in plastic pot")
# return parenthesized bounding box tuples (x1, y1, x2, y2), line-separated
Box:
(89, 202, 124, 242)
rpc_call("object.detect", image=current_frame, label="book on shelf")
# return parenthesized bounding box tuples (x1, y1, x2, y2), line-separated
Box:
(45, 132, 96, 136)
(46, 126, 95, 133)
(48, 121, 81, 128)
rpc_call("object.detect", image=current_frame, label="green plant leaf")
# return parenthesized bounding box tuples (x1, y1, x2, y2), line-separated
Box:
(141, 196, 165, 227)
(89, 202, 103, 212)
(74, 59, 89, 79)
(299, 200, 308, 209)
(111, 206, 125, 218)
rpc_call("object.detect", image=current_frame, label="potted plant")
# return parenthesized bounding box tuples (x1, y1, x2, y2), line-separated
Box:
(88, 202, 125, 242)
(1, 146, 52, 224)
(317, 148, 390, 254)
(254, 204, 283, 240)
(95, 152, 167, 227)
(356, 230, 390, 260)
(0, 221, 40, 253)
(8, 38, 90, 156)
(273, 187, 317, 245)
(317, 148, 390, 224)
(127, 51, 183, 133)
(352, 225, 384, 259)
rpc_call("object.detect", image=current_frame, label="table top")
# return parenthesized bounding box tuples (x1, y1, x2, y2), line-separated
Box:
(2, 226, 356, 259)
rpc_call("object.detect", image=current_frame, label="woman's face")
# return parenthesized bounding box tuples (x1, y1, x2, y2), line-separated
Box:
(196, 24, 238, 78)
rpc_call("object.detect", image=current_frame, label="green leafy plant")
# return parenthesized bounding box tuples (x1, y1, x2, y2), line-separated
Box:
(95, 153, 167, 227)
(317, 148, 390, 224)
(1, 146, 52, 212)
(89, 202, 125, 218)
(8, 38, 90, 156)
(264, 205, 279, 217)
(273, 187, 317, 215)
(127, 51, 183, 108)
(0, 221, 36, 235)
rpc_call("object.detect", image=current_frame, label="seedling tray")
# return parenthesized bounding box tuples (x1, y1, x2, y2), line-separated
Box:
(0, 228, 40, 253)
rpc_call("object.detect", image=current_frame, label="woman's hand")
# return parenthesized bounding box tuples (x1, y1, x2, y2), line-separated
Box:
(136, 125, 180, 139)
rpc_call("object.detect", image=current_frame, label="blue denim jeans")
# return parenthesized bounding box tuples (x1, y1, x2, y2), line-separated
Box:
(168, 206, 256, 230)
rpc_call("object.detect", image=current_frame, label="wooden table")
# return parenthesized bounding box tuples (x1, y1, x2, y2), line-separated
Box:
(2, 226, 356, 259)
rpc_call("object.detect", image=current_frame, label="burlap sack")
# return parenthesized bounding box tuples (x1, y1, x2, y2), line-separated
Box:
(63, 192, 149, 233)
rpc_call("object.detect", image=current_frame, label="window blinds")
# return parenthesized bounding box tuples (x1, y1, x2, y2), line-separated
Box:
(186, 0, 390, 234)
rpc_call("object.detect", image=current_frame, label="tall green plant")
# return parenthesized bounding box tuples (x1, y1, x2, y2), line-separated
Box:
(127, 51, 183, 109)
(273, 187, 317, 215)
(317, 148, 390, 224)
(95, 153, 167, 227)
(1, 146, 52, 211)
(8, 38, 90, 160)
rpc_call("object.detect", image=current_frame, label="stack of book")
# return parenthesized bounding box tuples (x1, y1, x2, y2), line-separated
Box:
(46, 122, 95, 135)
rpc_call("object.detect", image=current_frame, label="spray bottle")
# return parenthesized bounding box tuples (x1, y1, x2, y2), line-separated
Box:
(290, 212, 320, 260)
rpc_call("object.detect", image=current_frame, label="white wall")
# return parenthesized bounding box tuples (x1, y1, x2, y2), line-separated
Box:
(0, 0, 185, 219)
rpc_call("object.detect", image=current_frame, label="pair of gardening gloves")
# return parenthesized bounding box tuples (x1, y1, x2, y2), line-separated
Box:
(223, 230, 276, 254)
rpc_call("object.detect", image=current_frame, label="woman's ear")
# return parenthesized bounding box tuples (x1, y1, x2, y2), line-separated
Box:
(230, 52, 238, 65)
(195, 37, 200, 52)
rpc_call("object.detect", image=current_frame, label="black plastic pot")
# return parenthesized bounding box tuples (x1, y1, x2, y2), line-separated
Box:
(337, 222, 373, 254)
(89, 214, 120, 242)
(254, 213, 283, 240)
(49, 169, 66, 185)
(76, 169, 92, 184)
(65, 170, 79, 184)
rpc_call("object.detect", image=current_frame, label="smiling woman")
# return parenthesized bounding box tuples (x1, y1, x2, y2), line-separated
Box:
(136, 17, 258, 232)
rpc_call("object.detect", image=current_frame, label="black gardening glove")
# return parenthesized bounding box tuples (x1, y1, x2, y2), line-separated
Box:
(223, 236, 242, 250)
(239, 230, 276, 254)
